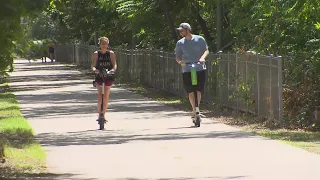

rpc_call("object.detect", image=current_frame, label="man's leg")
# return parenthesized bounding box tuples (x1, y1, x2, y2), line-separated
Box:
(188, 92, 195, 115)
(189, 91, 202, 115)
(195, 70, 206, 114)
(197, 91, 202, 106)
(183, 72, 196, 116)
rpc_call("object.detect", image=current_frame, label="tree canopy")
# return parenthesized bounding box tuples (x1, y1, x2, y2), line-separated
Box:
(0, 0, 49, 74)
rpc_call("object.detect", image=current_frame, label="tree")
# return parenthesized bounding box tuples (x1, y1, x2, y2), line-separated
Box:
(0, 0, 48, 75)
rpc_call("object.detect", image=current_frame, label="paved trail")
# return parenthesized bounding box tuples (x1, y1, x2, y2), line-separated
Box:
(8, 60, 320, 180)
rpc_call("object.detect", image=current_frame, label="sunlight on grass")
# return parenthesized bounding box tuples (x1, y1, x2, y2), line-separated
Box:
(5, 143, 46, 170)
(0, 117, 32, 131)
(0, 82, 46, 177)
(129, 84, 188, 106)
(244, 128, 320, 154)
(157, 98, 183, 104)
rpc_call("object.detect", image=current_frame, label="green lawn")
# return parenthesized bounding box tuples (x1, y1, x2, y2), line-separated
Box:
(0, 82, 46, 178)
(120, 82, 320, 155)
(246, 128, 320, 154)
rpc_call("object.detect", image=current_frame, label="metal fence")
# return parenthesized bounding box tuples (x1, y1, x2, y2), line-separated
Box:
(55, 44, 283, 121)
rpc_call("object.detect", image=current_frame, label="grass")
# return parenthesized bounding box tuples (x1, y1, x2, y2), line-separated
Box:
(0, 81, 46, 179)
(246, 127, 320, 154)
(118, 81, 320, 155)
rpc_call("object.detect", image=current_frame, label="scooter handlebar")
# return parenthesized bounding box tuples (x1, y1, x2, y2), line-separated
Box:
(97, 69, 115, 78)
(185, 61, 202, 65)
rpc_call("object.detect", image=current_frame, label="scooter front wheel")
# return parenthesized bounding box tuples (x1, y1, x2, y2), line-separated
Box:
(195, 115, 201, 127)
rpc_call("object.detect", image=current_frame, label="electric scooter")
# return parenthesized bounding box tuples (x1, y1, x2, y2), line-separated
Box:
(186, 62, 202, 127)
(96, 68, 115, 130)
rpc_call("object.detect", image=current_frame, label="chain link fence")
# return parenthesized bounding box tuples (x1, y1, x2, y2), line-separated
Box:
(55, 44, 283, 121)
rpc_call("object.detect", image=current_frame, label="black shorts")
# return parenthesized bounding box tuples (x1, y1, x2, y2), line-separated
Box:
(182, 70, 206, 93)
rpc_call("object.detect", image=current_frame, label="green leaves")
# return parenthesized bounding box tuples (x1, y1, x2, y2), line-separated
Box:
(116, 0, 140, 15)
(0, 0, 48, 76)
(315, 22, 320, 30)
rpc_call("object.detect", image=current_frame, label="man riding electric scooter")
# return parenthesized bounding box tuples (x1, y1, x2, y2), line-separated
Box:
(175, 23, 209, 127)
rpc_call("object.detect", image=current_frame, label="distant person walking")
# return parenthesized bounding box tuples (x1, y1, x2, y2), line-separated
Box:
(48, 44, 55, 62)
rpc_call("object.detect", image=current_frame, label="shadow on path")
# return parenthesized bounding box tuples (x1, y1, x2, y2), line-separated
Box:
(16, 88, 187, 119)
(36, 129, 256, 147)
(13, 62, 74, 72)
(114, 176, 247, 180)
(8, 73, 91, 83)
(0, 166, 96, 180)
(1, 169, 246, 180)
(9, 60, 189, 120)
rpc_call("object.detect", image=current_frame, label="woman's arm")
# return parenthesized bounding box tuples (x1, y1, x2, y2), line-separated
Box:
(110, 51, 117, 71)
(91, 51, 98, 71)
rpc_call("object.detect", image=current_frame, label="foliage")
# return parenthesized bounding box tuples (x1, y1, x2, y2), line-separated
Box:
(0, 0, 48, 75)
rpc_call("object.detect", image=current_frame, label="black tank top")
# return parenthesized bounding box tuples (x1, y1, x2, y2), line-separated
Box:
(95, 50, 113, 71)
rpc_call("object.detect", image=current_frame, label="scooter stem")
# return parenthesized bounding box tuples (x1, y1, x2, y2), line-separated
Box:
(101, 82, 105, 115)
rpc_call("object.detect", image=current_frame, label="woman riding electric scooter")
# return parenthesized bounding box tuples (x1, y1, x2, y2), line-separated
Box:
(91, 37, 117, 126)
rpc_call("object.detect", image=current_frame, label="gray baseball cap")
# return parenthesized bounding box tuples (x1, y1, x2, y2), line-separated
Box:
(176, 23, 191, 31)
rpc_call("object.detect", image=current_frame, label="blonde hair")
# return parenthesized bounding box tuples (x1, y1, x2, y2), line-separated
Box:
(98, 36, 109, 45)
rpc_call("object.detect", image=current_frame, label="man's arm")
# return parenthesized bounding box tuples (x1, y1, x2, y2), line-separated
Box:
(200, 49, 209, 61)
(199, 37, 209, 62)
(176, 56, 183, 65)
(175, 42, 184, 65)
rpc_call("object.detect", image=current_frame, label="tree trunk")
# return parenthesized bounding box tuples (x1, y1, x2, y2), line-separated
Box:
(189, 2, 213, 48)
(131, 25, 136, 49)
(195, 13, 213, 42)
(160, 0, 178, 41)
(216, 0, 223, 52)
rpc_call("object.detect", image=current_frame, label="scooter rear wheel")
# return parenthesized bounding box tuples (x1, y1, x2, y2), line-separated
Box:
(98, 117, 105, 130)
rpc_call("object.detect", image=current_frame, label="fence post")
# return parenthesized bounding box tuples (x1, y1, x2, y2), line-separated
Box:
(126, 49, 129, 81)
(75, 45, 79, 64)
(73, 45, 75, 62)
(269, 55, 272, 119)
(227, 52, 230, 105)
(245, 53, 248, 110)
(277, 56, 283, 122)
(257, 54, 260, 116)
(156, 50, 159, 88)
(218, 51, 222, 106)
(236, 52, 239, 111)
(165, 52, 169, 91)
(148, 51, 151, 85)
(130, 49, 133, 80)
